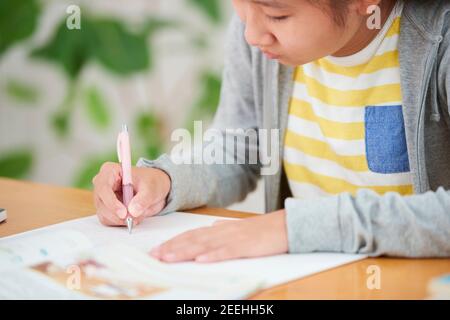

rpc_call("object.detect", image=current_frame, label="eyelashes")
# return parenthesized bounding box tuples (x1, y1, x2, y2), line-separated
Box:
(266, 15, 290, 22)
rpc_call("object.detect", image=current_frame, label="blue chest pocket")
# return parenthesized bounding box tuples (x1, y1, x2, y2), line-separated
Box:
(364, 105, 410, 174)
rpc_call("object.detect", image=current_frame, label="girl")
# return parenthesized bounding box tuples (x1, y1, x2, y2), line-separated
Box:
(93, 0, 450, 263)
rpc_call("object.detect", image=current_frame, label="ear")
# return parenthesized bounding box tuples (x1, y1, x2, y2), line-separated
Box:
(350, 0, 383, 16)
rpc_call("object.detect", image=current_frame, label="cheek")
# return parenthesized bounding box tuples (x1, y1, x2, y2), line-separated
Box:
(275, 21, 348, 65)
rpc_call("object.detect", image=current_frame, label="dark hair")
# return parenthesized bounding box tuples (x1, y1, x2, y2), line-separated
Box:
(311, 0, 404, 27)
(307, 0, 351, 27)
(327, 1, 352, 26)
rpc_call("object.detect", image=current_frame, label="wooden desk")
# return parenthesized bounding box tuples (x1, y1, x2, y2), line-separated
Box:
(0, 177, 449, 299)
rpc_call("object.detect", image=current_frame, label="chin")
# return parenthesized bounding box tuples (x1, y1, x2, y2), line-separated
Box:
(278, 60, 295, 66)
(277, 57, 298, 66)
(279, 56, 314, 66)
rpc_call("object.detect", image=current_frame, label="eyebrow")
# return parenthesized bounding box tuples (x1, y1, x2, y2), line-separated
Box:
(251, 0, 290, 9)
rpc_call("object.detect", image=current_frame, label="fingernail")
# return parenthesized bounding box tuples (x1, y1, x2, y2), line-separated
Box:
(196, 255, 209, 262)
(117, 208, 127, 219)
(150, 246, 161, 257)
(128, 203, 143, 217)
(163, 253, 177, 262)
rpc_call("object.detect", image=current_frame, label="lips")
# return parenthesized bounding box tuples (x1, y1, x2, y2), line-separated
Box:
(261, 50, 280, 59)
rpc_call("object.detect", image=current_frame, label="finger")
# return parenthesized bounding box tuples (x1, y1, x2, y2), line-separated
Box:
(95, 195, 125, 226)
(133, 214, 146, 226)
(94, 162, 122, 191)
(155, 227, 213, 253)
(96, 185, 127, 219)
(144, 199, 166, 218)
(98, 214, 124, 227)
(195, 245, 242, 263)
(93, 163, 126, 218)
(212, 219, 234, 226)
(128, 186, 158, 218)
(96, 213, 111, 226)
(151, 226, 231, 260)
(159, 242, 218, 263)
(97, 209, 123, 227)
(137, 200, 165, 223)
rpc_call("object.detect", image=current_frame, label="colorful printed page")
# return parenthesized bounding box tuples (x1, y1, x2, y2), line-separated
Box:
(0, 230, 92, 272)
(0, 242, 263, 300)
(0, 212, 367, 299)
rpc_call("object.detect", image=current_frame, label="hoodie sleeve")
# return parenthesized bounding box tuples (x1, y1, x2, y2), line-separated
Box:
(438, 20, 450, 112)
(285, 188, 450, 257)
(137, 15, 261, 215)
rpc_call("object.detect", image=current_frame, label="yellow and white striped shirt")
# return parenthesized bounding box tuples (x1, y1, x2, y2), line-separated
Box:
(283, 1, 413, 199)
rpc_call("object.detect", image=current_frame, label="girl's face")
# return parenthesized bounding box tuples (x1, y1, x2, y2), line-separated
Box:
(231, 0, 367, 66)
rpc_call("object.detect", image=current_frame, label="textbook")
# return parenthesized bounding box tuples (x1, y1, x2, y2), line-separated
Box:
(0, 212, 366, 300)
(0, 229, 263, 300)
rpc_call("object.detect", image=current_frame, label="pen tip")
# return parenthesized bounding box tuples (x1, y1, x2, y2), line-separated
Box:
(126, 217, 133, 234)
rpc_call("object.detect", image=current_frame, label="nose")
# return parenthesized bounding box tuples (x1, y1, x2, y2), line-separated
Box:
(244, 14, 275, 48)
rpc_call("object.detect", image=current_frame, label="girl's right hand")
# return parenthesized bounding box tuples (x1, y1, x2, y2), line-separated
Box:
(92, 162, 171, 227)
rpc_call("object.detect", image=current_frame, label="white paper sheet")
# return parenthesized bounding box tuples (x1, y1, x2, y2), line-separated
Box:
(2, 212, 367, 289)
(0, 230, 92, 271)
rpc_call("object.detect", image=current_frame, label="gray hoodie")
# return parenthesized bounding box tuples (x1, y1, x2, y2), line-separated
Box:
(138, 0, 450, 257)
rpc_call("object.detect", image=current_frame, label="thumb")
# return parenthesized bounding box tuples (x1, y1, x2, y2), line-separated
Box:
(213, 219, 233, 226)
(128, 186, 154, 218)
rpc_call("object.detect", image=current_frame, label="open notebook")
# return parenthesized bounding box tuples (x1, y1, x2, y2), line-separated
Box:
(0, 212, 366, 300)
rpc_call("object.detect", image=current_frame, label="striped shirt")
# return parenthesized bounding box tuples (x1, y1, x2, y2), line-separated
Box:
(283, 1, 413, 199)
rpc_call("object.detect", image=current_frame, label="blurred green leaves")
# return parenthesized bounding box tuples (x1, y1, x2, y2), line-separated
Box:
(52, 110, 71, 138)
(0, 150, 33, 179)
(0, 1, 228, 190)
(73, 152, 117, 189)
(31, 14, 176, 141)
(195, 71, 221, 114)
(88, 19, 151, 75)
(186, 71, 221, 131)
(50, 81, 76, 138)
(0, 0, 40, 56)
(31, 21, 87, 78)
(5, 79, 39, 103)
(136, 112, 163, 160)
(189, 0, 222, 24)
(84, 87, 110, 130)
(143, 18, 179, 36)
(73, 111, 164, 190)
(31, 17, 152, 78)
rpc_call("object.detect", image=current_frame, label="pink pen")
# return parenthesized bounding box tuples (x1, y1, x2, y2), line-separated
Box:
(117, 124, 134, 234)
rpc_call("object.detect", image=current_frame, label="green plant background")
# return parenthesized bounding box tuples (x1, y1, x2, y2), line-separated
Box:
(0, 0, 231, 189)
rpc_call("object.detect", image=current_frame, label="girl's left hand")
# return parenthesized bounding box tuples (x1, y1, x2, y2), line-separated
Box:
(150, 209, 289, 263)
